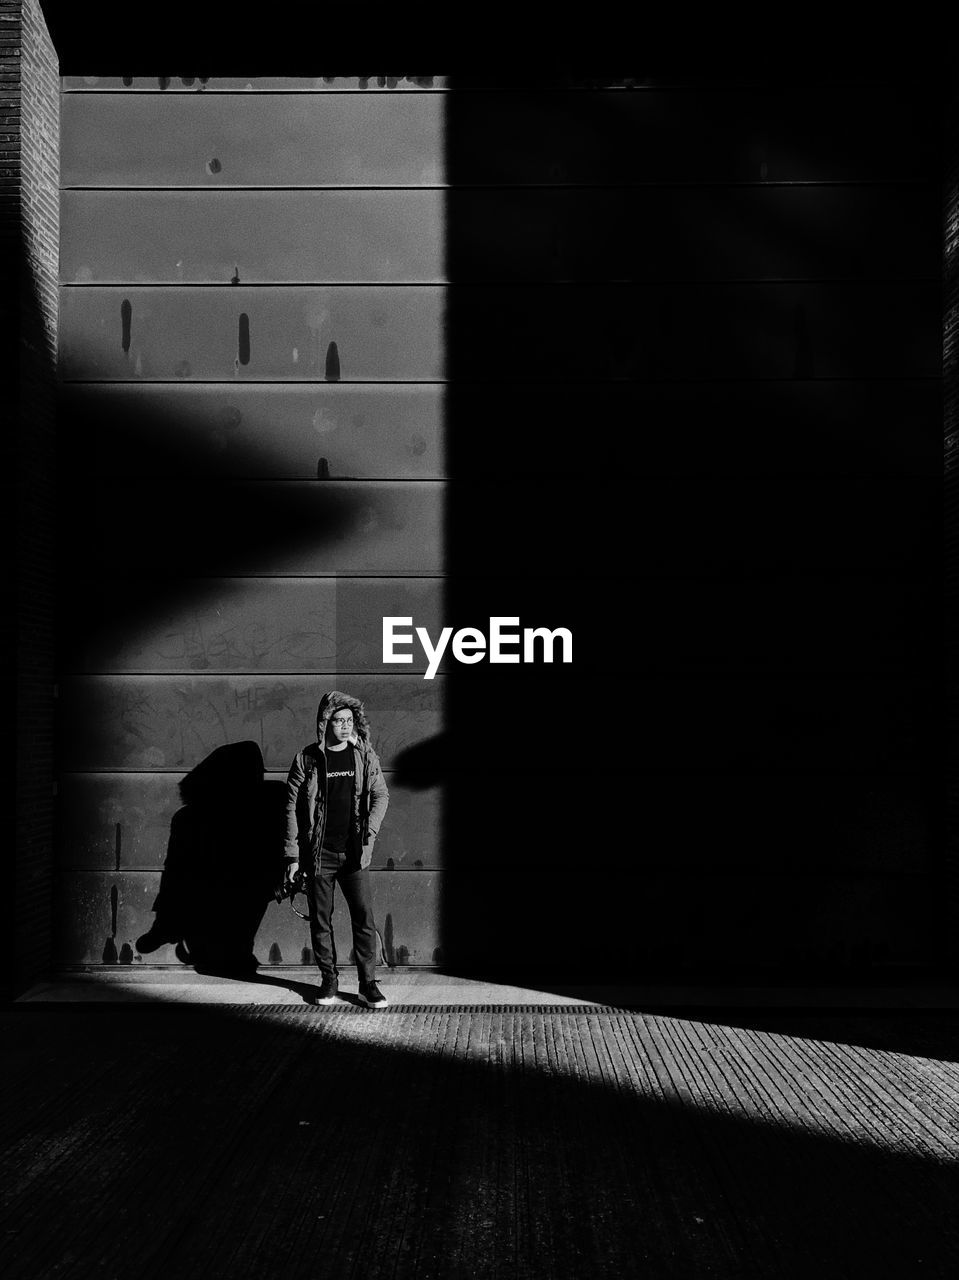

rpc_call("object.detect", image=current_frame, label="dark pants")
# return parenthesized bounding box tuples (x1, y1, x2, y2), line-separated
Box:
(307, 848, 378, 984)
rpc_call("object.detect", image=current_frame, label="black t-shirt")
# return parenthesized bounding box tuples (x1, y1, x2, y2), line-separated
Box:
(321, 744, 356, 853)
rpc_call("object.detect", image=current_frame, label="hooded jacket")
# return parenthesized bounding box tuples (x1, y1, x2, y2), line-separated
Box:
(283, 690, 390, 873)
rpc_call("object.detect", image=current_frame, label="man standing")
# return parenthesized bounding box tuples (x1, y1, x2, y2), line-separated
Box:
(284, 690, 390, 1007)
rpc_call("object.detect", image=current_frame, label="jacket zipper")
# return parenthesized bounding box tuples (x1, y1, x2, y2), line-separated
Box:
(361, 752, 370, 843)
(315, 749, 329, 861)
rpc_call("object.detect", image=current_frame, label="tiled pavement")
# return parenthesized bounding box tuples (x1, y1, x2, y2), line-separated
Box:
(4, 975, 958, 1277)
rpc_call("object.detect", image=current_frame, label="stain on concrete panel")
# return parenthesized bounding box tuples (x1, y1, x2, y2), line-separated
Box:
(62, 384, 446, 480)
(237, 313, 251, 366)
(60, 674, 443, 771)
(60, 287, 443, 381)
(120, 298, 132, 352)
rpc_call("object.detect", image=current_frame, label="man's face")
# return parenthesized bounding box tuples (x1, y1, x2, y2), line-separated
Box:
(327, 709, 354, 745)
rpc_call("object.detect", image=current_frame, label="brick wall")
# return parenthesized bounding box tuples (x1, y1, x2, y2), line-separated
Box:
(946, 76, 959, 968)
(4, 0, 58, 995)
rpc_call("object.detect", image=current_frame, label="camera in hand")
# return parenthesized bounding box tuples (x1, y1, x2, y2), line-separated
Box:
(274, 865, 306, 905)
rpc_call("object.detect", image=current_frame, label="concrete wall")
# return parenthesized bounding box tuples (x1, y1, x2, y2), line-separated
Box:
(53, 73, 943, 978)
(56, 78, 446, 969)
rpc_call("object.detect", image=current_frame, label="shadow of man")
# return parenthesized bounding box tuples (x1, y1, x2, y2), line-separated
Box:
(137, 741, 284, 977)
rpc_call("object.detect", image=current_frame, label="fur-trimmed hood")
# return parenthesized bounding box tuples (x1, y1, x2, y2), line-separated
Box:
(316, 689, 371, 749)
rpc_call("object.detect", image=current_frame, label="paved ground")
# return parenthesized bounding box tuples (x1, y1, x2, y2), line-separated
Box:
(3, 978, 959, 1277)
(17, 968, 959, 1007)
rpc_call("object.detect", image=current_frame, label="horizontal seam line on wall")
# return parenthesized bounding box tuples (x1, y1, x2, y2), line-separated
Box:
(59, 682, 926, 694)
(56, 574, 451, 583)
(60, 571, 934, 580)
(58, 672, 934, 681)
(58, 277, 943, 286)
(60, 88, 452, 96)
(65, 476, 448, 482)
(88, 477, 448, 482)
(78, 473, 936, 482)
(58, 180, 940, 191)
(63, 573, 450, 580)
(57, 84, 936, 94)
(65, 670, 451, 676)
(63, 373, 937, 384)
(56, 768, 929, 776)
(59, 380, 449, 387)
(59, 90, 456, 96)
(53, 868, 928, 877)
(59, 768, 404, 776)
(53, 766, 925, 778)
(58, 377, 945, 385)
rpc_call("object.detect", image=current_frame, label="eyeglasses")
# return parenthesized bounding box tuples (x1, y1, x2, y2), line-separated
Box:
(330, 715, 354, 726)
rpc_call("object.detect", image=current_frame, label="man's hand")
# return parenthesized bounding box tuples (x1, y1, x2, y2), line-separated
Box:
(284, 860, 300, 890)
(360, 843, 374, 870)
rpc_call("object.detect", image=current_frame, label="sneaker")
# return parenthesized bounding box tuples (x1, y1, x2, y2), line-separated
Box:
(313, 974, 339, 1005)
(358, 980, 388, 1009)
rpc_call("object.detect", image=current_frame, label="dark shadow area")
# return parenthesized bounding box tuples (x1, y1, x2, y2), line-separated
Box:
(8, 43, 955, 1279)
(56, 388, 368, 666)
(672, 1007, 959, 1064)
(29, 59, 947, 1000)
(136, 741, 283, 976)
(3, 1000, 958, 1277)
(439, 79, 944, 982)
